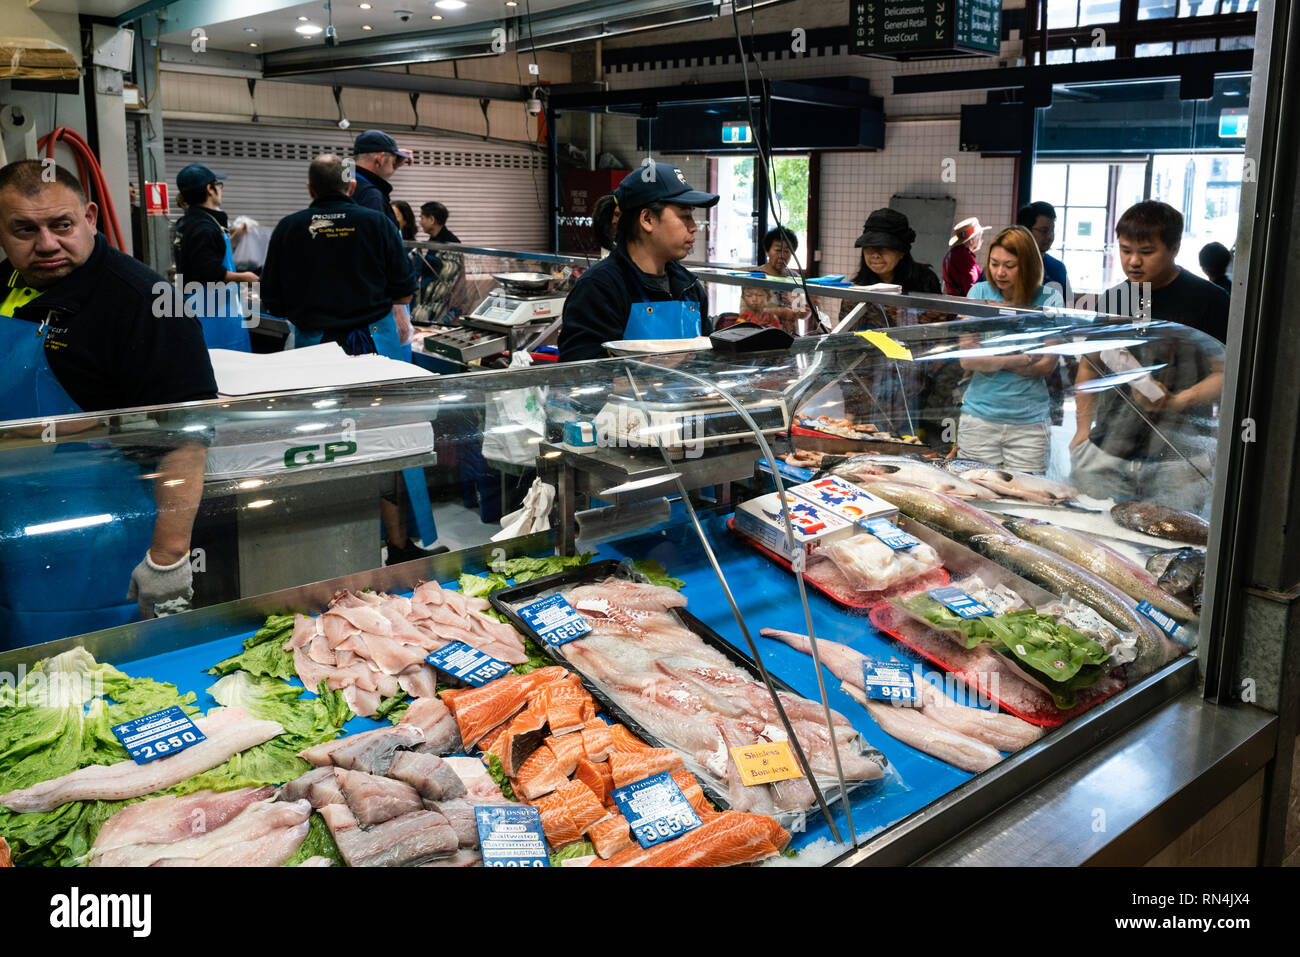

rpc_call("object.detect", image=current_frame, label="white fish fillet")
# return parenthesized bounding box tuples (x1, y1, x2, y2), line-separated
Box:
(913, 678, 1044, 753)
(842, 683, 1002, 773)
(92, 799, 311, 867)
(151, 820, 310, 867)
(0, 708, 284, 814)
(92, 786, 275, 855)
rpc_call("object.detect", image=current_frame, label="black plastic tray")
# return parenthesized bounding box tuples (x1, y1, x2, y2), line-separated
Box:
(489, 559, 887, 816)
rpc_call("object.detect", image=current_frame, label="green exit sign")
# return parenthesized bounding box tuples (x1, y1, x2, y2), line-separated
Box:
(851, 0, 1001, 58)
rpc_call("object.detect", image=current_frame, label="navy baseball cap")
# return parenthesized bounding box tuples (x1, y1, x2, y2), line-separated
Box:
(614, 162, 719, 210)
(353, 129, 413, 165)
(176, 163, 224, 193)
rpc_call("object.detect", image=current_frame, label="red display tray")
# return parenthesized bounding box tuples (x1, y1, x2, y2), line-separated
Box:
(866, 602, 1126, 727)
(726, 515, 951, 612)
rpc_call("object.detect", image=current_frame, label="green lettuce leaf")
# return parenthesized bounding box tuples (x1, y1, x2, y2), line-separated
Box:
(512, 634, 554, 676)
(491, 553, 594, 584)
(485, 753, 517, 802)
(633, 558, 685, 591)
(550, 839, 596, 866)
(208, 635, 297, 682)
(284, 811, 344, 867)
(458, 572, 508, 600)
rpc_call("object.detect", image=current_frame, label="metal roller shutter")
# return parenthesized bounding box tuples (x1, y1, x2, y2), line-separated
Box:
(126, 119, 547, 247)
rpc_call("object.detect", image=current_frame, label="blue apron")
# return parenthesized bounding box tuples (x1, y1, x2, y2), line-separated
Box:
(291, 311, 404, 360)
(0, 309, 156, 649)
(185, 215, 251, 353)
(623, 272, 703, 340)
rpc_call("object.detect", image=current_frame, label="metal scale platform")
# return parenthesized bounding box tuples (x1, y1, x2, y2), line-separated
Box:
(421, 272, 565, 365)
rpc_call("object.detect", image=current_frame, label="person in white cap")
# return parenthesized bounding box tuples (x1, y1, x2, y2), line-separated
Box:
(942, 216, 990, 296)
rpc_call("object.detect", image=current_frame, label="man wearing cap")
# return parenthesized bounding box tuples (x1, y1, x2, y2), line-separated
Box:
(172, 163, 259, 352)
(557, 162, 718, 361)
(942, 217, 989, 297)
(351, 130, 412, 226)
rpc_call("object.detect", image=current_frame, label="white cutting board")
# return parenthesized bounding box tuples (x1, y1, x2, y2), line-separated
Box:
(209, 343, 435, 396)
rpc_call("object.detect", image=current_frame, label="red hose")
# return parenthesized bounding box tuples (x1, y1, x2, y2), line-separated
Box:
(37, 127, 127, 252)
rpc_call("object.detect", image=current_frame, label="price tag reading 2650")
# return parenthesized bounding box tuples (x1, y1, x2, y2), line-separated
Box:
(111, 706, 207, 765)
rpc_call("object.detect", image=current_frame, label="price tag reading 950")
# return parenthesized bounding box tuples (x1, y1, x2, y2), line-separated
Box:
(861, 657, 920, 706)
(610, 771, 703, 849)
(426, 642, 512, 686)
(517, 594, 592, 647)
(112, 706, 206, 765)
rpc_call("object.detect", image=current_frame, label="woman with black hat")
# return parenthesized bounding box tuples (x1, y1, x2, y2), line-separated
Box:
(851, 208, 942, 294)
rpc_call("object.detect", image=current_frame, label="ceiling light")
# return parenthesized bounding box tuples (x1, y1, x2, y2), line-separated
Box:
(362, 24, 372, 29)
(244, 26, 257, 32)
(297, 15, 309, 20)
(359, 2, 372, 7)
(248, 42, 259, 47)
(506, 1, 518, 5)
(431, 14, 443, 19)
(435, 0, 467, 8)
(295, 23, 323, 34)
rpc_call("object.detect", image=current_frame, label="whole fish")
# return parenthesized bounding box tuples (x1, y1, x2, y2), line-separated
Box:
(1157, 548, 1206, 609)
(959, 469, 1079, 505)
(1002, 517, 1196, 623)
(965, 533, 1184, 675)
(1112, 501, 1210, 545)
(831, 454, 998, 500)
(1144, 548, 1183, 579)
(865, 480, 1007, 541)
(942, 457, 993, 474)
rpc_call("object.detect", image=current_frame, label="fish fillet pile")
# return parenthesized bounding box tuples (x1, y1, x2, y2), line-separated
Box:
(285, 582, 529, 718)
(806, 533, 946, 599)
(506, 579, 886, 817)
(0, 707, 284, 814)
(89, 786, 312, 867)
(283, 698, 511, 867)
(762, 629, 1043, 773)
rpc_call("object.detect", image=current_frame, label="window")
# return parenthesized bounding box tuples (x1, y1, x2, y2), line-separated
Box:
(1178, 0, 1219, 14)
(1075, 45, 1117, 60)
(1078, 0, 1121, 24)
(1136, 41, 1176, 55)
(1031, 161, 1148, 293)
(1218, 34, 1255, 49)
(1177, 37, 1218, 52)
(1047, 0, 1081, 29)
(1138, 0, 1178, 18)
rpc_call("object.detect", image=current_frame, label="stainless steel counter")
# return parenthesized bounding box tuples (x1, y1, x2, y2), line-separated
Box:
(913, 690, 1277, 866)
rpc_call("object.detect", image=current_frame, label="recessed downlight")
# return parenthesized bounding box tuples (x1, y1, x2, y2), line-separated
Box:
(295, 23, 323, 34)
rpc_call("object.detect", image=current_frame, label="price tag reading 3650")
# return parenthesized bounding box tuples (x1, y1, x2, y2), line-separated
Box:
(517, 594, 592, 647)
(611, 771, 703, 849)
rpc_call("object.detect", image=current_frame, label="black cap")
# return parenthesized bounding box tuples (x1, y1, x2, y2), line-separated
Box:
(353, 129, 413, 164)
(614, 162, 719, 210)
(855, 208, 916, 252)
(177, 163, 224, 193)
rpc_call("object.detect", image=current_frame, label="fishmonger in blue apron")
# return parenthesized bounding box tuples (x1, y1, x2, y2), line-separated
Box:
(172, 164, 253, 352)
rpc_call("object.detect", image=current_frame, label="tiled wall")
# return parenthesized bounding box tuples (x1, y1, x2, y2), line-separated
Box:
(820, 122, 1018, 279)
(600, 1, 1026, 275)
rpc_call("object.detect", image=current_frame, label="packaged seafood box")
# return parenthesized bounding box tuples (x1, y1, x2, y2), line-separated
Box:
(785, 475, 899, 525)
(490, 560, 893, 825)
(733, 491, 855, 561)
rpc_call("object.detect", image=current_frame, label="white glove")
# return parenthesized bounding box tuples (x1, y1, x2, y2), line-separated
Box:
(127, 552, 194, 619)
(394, 304, 414, 346)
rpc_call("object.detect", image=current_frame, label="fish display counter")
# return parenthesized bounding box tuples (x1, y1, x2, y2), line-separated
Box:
(0, 275, 1270, 869)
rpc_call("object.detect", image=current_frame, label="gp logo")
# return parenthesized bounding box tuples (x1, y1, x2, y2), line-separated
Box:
(284, 440, 357, 468)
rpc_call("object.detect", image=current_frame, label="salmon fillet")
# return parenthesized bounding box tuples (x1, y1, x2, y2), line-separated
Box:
(544, 733, 585, 777)
(500, 707, 548, 777)
(556, 779, 608, 834)
(608, 748, 686, 789)
(513, 746, 568, 800)
(587, 815, 634, 859)
(440, 666, 567, 746)
(573, 757, 614, 804)
(590, 811, 790, 867)
(531, 791, 584, 848)
(580, 726, 616, 762)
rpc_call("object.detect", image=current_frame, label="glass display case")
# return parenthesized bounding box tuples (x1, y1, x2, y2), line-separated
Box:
(0, 260, 1231, 868)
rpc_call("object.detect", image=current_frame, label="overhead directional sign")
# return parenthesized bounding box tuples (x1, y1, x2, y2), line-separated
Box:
(851, 0, 1001, 58)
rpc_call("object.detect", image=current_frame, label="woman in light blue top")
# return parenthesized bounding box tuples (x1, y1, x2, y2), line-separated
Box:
(957, 226, 1064, 473)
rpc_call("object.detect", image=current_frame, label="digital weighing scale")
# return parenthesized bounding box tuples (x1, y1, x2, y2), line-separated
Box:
(421, 272, 566, 365)
(592, 380, 790, 454)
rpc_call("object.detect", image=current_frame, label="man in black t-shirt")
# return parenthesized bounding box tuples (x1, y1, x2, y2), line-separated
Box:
(1071, 202, 1227, 514)
(0, 160, 217, 646)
